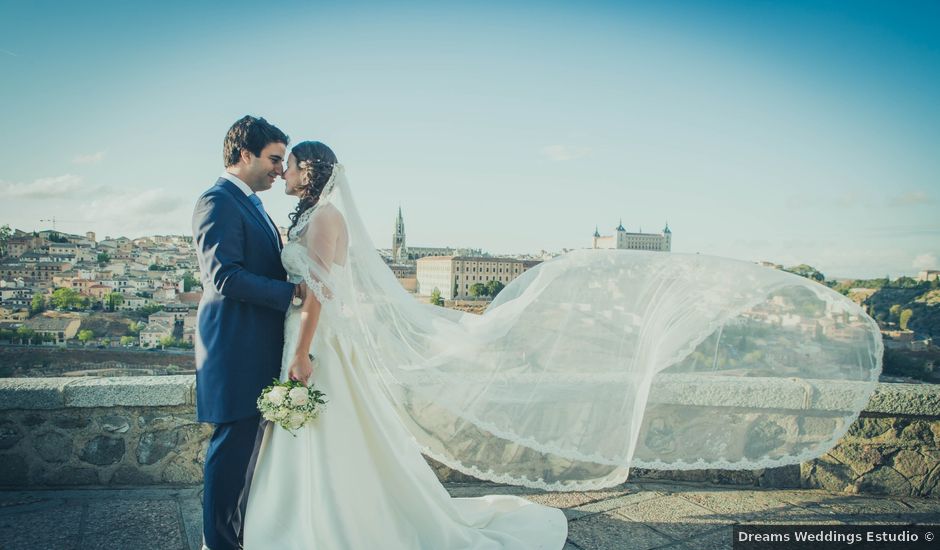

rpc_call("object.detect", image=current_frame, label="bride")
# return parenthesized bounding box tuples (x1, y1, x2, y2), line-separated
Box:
(243, 141, 882, 549)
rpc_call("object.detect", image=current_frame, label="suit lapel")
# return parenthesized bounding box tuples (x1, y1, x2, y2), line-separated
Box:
(217, 179, 281, 252)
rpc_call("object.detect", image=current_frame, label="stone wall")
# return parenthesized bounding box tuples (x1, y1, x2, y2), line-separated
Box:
(0, 377, 211, 487)
(802, 383, 940, 498)
(0, 376, 938, 497)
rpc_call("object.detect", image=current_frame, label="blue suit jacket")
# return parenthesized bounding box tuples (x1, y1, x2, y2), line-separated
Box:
(192, 178, 295, 423)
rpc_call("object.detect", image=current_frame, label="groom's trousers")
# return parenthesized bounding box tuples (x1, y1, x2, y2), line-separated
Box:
(203, 414, 264, 550)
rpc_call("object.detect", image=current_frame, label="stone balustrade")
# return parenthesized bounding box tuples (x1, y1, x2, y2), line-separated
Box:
(0, 376, 937, 497)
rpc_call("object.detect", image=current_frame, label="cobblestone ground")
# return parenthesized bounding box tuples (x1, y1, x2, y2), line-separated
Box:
(0, 481, 937, 550)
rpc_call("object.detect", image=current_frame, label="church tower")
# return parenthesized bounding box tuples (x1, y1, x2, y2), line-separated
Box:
(392, 206, 407, 262)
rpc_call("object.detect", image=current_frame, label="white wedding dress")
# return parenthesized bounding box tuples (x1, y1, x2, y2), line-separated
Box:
(244, 173, 567, 549)
(243, 273, 567, 549)
(244, 165, 881, 549)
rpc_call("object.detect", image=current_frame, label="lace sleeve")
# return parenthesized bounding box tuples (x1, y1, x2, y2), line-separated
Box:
(292, 203, 348, 304)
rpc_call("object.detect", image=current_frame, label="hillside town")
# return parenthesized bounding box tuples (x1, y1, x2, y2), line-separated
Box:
(1, 214, 937, 383)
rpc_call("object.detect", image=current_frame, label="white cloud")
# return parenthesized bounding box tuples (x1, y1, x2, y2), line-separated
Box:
(889, 191, 934, 207)
(0, 174, 85, 199)
(81, 189, 189, 236)
(913, 253, 938, 271)
(541, 145, 591, 162)
(72, 151, 106, 165)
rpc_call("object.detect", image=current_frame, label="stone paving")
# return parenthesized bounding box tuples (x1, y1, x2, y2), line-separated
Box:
(0, 481, 937, 550)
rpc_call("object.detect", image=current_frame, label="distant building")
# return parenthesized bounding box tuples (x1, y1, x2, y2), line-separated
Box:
(392, 206, 407, 263)
(390, 207, 483, 262)
(24, 316, 81, 344)
(140, 321, 173, 348)
(917, 270, 939, 282)
(417, 256, 540, 300)
(592, 220, 671, 252)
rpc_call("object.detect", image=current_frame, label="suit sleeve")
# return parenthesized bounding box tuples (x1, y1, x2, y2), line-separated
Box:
(192, 193, 295, 312)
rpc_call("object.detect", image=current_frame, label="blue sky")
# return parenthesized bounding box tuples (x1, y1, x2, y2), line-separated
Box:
(1, 0, 937, 279)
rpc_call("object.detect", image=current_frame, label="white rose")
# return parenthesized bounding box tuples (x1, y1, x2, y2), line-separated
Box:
(275, 408, 290, 421)
(288, 412, 306, 430)
(267, 386, 288, 406)
(288, 387, 309, 406)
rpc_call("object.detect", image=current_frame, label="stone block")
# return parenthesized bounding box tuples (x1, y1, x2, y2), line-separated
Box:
(0, 378, 70, 410)
(0, 420, 22, 450)
(79, 435, 125, 466)
(857, 466, 913, 497)
(744, 418, 789, 458)
(828, 444, 885, 476)
(33, 431, 72, 463)
(866, 383, 940, 416)
(847, 417, 894, 441)
(892, 450, 929, 478)
(759, 465, 801, 488)
(804, 460, 855, 493)
(100, 415, 130, 434)
(21, 413, 47, 427)
(137, 430, 178, 465)
(162, 455, 203, 484)
(64, 376, 192, 407)
(900, 421, 935, 445)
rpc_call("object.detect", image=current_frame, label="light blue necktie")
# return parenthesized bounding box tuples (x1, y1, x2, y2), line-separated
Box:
(247, 193, 279, 244)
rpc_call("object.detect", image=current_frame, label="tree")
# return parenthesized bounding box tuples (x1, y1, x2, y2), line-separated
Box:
(430, 288, 444, 306)
(182, 272, 199, 292)
(0, 224, 12, 257)
(97, 252, 111, 265)
(159, 335, 176, 349)
(78, 329, 94, 345)
(138, 304, 164, 316)
(30, 293, 46, 315)
(16, 326, 35, 345)
(889, 304, 902, 322)
(484, 280, 505, 297)
(128, 321, 142, 334)
(469, 283, 486, 298)
(899, 309, 914, 331)
(106, 292, 125, 311)
(120, 335, 137, 346)
(785, 264, 826, 282)
(50, 287, 82, 310)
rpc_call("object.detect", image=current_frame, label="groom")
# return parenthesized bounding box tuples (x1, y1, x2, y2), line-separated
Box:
(192, 115, 304, 550)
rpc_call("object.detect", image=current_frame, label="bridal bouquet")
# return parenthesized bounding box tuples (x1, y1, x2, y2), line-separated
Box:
(256, 379, 327, 436)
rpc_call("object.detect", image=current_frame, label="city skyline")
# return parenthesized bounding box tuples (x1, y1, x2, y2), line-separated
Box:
(1, 1, 938, 279)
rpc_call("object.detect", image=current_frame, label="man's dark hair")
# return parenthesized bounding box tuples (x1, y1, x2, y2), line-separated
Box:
(223, 115, 289, 167)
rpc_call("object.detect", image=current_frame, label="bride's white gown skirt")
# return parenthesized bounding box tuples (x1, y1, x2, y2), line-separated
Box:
(245, 320, 567, 550)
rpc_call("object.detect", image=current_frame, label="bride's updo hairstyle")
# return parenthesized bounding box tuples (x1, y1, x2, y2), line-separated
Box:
(288, 140, 339, 233)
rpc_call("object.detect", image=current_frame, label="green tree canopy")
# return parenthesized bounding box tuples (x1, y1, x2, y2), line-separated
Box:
(30, 293, 46, 314)
(785, 264, 826, 282)
(106, 292, 124, 311)
(50, 287, 83, 309)
(899, 309, 914, 331)
(484, 280, 505, 297)
(0, 224, 12, 257)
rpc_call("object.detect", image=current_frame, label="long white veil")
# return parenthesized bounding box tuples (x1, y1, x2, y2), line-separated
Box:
(282, 164, 882, 491)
